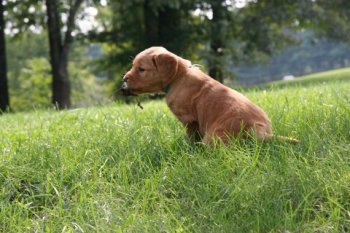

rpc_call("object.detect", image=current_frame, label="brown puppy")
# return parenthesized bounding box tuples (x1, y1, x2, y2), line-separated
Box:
(121, 47, 297, 144)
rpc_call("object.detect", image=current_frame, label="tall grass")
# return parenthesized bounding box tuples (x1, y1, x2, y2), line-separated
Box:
(1, 75, 349, 232)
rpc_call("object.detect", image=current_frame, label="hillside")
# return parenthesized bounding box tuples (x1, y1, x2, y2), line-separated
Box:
(262, 67, 350, 89)
(1, 71, 350, 232)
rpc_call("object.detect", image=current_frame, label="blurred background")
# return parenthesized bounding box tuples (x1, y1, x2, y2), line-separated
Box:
(0, 0, 349, 112)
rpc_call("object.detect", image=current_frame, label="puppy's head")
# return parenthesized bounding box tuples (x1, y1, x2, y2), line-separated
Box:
(121, 47, 189, 96)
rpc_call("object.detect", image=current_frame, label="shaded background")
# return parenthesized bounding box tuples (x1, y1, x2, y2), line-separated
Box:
(0, 0, 349, 112)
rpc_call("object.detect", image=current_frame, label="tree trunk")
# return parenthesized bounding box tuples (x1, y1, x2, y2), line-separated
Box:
(46, 0, 71, 109)
(208, 1, 226, 83)
(209, 41, 224, 83)
(158, 6, 181, 52)
(0, 0, 9, 113)
(143, 0, 159, 47)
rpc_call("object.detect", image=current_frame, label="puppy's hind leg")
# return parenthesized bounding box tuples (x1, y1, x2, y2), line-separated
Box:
(249, 123, 273, 142)
(202, 128, 231, 145)
(185, 122, 202, 142)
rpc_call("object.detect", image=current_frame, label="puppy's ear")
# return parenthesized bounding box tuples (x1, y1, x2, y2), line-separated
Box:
(153, 53, 178, 81)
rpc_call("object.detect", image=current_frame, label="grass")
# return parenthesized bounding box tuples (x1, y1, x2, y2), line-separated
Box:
(1, 68, 350, 232)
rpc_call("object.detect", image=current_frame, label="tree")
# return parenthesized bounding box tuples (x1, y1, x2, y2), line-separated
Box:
(95, 0, 308, 84)
(0, 0, 9, 113)
(94, 0, 350, 87)
(5, 0, 98, 110)
(46, 0, 84, 109)
(206, 0, 231, 83)
(309, 0, 350, 43)
(91, 0, 200, 78)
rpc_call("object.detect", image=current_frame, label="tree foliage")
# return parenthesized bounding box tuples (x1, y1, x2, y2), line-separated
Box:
(91, 0, 201, 78)
(93, 0, 332, 83)
(310, 0, 350, 43)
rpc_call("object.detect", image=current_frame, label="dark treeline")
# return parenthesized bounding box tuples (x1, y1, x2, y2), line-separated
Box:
(0, 0, 349, 112)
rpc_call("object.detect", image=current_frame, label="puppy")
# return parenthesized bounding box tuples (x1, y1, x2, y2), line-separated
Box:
(121, 47, 298, 144)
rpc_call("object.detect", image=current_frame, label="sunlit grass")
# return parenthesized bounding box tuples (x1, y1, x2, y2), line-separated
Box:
(1, 71, 350, 232)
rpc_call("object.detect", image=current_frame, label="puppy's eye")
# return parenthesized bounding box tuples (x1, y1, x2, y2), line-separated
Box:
(138, 67, 145, 72)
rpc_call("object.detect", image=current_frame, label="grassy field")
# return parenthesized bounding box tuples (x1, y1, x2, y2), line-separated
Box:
(1, 69, 350, 232)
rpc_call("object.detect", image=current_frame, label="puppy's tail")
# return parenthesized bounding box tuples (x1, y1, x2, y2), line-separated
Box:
(266, 134, 300, 144)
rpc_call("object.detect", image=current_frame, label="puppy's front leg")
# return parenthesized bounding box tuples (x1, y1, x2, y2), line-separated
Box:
(185, 122, 202, 142)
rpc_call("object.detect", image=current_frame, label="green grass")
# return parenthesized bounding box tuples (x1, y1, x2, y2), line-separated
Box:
(1, 69, 350, 232)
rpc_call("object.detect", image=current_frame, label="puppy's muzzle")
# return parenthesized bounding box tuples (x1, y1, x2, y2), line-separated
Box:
(120, 76, 136, 96)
